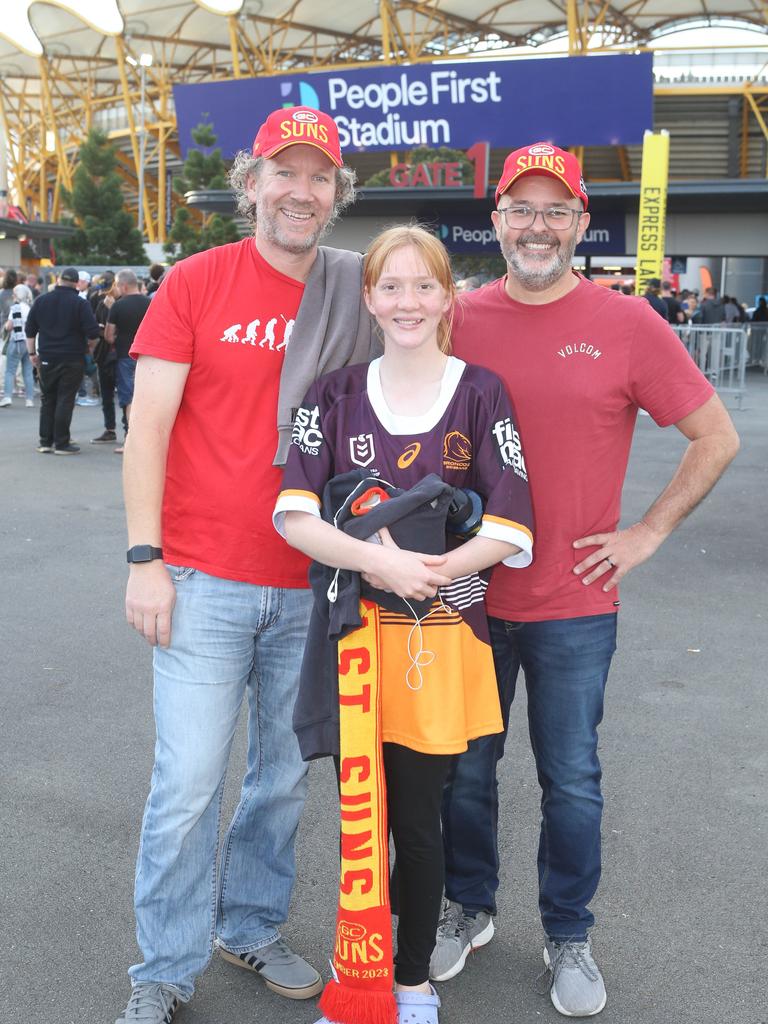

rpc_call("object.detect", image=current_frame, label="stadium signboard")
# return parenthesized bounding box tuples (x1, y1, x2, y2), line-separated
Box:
(174, 54, 653, 158)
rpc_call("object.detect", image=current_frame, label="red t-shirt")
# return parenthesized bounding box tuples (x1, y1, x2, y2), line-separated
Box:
(131, 238, 311, 586)
(453, 275, 715, 621)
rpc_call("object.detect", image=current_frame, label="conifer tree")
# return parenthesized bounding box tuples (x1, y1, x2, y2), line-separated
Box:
(164, 120, 240, 262)
(57, 129, 146, 264)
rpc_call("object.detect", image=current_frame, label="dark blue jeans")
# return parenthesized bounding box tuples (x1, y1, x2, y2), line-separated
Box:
(441, 613, 617, 941)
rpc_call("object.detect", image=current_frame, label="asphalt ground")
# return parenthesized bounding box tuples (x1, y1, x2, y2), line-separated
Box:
(1, 374, 765, 1024)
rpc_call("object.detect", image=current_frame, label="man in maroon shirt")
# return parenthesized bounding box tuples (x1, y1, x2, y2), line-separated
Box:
(432, 143, 739, 1017)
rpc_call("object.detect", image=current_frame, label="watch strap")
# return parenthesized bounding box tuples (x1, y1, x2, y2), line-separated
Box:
(126, 545, 164, 564)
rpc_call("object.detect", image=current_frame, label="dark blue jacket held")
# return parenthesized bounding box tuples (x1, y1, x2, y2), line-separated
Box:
(293, 470, 455, 762)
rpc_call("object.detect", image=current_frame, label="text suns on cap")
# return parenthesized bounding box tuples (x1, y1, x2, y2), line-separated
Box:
(293, 109, 318, 123)
(528, 144, 555, 156)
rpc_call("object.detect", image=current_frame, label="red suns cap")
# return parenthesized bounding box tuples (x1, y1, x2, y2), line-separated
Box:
(495, 142, 588, 209)
(252, 106, 343, 167)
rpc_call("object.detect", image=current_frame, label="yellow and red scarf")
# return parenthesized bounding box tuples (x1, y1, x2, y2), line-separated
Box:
(318, 599, 398, 1024)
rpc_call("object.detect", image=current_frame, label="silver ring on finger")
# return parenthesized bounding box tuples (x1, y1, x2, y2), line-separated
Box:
(606, 557, 615, 568)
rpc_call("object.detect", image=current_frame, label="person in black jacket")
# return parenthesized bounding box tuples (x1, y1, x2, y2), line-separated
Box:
(25, 266, 100, 454)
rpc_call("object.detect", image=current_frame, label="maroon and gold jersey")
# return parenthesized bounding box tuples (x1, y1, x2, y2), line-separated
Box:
(274, 357, 535, 754)
(276, 357, 533, 562)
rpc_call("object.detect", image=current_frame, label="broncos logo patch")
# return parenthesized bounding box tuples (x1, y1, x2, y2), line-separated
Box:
(443, 430, 472, 470)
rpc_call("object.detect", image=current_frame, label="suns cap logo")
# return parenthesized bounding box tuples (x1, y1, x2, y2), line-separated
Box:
(397, 442, 421, 469)
(443, 430, 472, 471)
(293, 109, 318, 123)
(529, 144, 555, 156)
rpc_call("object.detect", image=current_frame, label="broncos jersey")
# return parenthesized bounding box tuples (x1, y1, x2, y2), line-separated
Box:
(276, 356, 533, 563)
(274, 356, 535, 755)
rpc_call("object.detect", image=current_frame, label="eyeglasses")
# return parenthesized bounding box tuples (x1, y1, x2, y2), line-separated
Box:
(496, 205, 582, 231)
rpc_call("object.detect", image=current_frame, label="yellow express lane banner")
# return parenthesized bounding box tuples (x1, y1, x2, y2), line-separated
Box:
(635, 130, 670, 295)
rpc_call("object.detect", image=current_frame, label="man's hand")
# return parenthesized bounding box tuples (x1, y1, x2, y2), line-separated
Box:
(126, 561, 176, 647)
(366, 546, 452, 601)
(572, 521, 664, 591)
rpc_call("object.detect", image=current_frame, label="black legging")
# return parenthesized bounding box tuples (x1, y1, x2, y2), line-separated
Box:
(384, 743, 452, 986)
(333, 743, 452, 986)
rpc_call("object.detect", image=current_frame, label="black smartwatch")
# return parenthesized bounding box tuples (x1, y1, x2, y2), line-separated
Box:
(127, 545, 164, 564)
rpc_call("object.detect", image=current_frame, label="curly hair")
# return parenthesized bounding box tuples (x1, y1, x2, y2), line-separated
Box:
(228, 151, 357, 233)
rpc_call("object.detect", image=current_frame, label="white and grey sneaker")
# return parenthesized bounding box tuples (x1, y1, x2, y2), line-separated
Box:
(543, 936, 606, 1017)
(219, 936, 322, 999)
(429, 899, 495, 982)
(115, 983, 181, 1023)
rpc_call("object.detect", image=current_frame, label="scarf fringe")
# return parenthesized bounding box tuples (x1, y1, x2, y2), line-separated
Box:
(318, 979, 398, 1024)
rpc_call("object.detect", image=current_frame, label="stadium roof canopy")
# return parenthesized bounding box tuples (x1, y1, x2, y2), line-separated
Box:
(0, 1, 766, 242)
(1, 1, 766, 65)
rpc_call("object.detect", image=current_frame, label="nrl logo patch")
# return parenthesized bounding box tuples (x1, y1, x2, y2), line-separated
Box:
(349, 433, 376, 468)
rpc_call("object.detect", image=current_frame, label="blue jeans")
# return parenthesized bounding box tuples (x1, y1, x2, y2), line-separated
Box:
(442, 613, 617, 941)
(4, 340, 34, 400)
(116, 356, 136, 408)
(130, 567, 314, 998)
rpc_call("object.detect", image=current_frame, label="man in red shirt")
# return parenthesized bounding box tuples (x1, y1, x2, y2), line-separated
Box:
(116, 107, 377, 1024)
(432, 144, 739, 1017)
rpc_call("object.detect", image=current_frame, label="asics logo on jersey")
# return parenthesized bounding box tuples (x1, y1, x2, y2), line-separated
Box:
(292, 405, 324, 455)
(349, 433, 376, 468)
(443, 430, 472, 471)
(491, 417, 528, 481)
(557, 341, 602, 360)
(397, 442, 421, 469)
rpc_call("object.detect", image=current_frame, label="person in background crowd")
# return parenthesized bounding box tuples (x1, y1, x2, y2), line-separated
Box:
(88, 272, 112, 316)
(661, 281, 684, 324)
(641, 277, 668, 320)
(432, 142, 740, 1019)
(723, 295, 745, 324)
(751, 296, 768, 322)
(25, 266, 100, 455)
(0, 269, 18, 324)
(76, 270, 91, 297)
(104, 269, 150, 454)
(146, 263, 166, 296)
(680, 289, 698, 320)
(1, 283, 35, 407)
(73, 270, 101, 405)
(115, 105, 377, 1024)
(91, 275, 125, 445)
(694, 286, 725, 324)
(24, 273, 41, 299)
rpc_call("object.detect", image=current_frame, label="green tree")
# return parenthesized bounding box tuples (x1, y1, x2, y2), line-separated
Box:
(57, 129, 146, 264)
(364, 146, 474, 187)
(164, 120, 240, 262)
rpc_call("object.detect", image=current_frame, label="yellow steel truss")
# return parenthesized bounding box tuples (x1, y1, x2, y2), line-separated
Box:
(0, 3, 766, 240)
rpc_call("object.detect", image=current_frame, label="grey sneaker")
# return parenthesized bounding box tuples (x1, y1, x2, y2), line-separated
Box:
(115, 983, 180, 1023)
(543, 937, 606, 1017)
(219, 936, 322, 999)
(429, 899, 495, 981)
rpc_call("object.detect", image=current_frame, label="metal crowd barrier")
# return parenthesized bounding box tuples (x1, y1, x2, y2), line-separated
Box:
(672, 325, 747, 408)
(745, 322, 768, 374)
